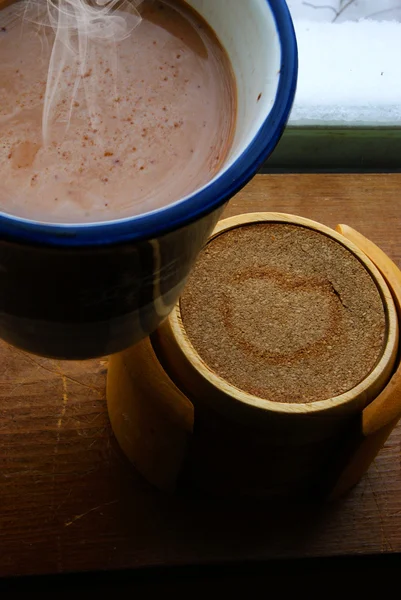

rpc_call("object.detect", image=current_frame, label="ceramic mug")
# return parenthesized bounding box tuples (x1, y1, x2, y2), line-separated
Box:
(0, 0, 297, 359)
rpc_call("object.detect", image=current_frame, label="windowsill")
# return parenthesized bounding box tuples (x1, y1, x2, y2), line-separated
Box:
(268, 3, 401, 170)
(265, 126, 401, 171)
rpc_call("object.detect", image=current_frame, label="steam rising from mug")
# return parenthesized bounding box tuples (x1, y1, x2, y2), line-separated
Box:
(23, 0, 144, 145)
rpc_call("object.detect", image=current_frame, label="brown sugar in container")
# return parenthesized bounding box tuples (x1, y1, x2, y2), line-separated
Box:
(152, 213, 399, 497)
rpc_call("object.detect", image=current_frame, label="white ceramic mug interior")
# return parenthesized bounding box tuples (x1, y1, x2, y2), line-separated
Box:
(186, 0, 281, 183)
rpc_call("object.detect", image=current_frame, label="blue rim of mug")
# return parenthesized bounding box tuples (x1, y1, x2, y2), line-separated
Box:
(0, 0, 298, 248)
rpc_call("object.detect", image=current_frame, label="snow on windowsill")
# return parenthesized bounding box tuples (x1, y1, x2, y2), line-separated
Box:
(286, 1, 401, 127)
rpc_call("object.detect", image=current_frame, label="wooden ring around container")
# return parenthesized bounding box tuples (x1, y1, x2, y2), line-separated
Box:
(108, 213, 399, 497)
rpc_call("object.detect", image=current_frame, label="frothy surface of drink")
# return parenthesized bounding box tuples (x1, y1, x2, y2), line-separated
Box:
(0, 0, 236, 223)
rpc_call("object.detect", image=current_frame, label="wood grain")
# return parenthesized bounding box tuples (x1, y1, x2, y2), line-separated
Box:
(107, 337, 194, 493)
(1, 174, 401, 578)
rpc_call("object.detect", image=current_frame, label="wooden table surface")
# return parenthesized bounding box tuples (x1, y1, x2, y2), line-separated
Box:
(2, 174, 401, 578)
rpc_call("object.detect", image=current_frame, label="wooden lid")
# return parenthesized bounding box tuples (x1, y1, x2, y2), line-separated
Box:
(159, 214, 398, 425)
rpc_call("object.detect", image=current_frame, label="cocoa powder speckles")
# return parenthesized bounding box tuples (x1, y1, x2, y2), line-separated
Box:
(180, 224, 387, 404)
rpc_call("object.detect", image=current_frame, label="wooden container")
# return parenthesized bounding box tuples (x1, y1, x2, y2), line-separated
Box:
(108, 214, 400, 498)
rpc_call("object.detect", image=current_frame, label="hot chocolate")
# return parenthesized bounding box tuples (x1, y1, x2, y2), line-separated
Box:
(0, 0, 236, 223)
